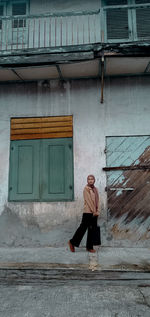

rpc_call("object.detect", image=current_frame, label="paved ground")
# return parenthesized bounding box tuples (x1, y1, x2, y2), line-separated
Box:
(0, 281, 150, 317)
(0, 247, 150, 316)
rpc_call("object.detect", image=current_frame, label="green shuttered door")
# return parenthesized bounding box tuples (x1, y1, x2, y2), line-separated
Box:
(9, 140, 40, 201)
(9, 138, 73, 201)
(42, 138, 73, 201)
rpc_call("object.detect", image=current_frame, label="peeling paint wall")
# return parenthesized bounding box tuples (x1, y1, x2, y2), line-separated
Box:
(0, 76, 150, 247)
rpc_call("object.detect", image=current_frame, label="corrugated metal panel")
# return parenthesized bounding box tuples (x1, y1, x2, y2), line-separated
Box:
(11, 116, 73, 140)
(105, 136, 150, 246)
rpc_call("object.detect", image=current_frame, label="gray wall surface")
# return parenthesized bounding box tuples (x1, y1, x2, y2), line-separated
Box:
(0, 76, 150, 247)
(30, 0, 100, 14)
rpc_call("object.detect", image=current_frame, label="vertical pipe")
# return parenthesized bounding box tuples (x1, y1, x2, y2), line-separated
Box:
(33, 18, 35, 48)
(83, 18, 84, 44)
(60, 17, 62, 47)
(55, 17, 57, 47)
(38, 18, 41, 48)
(88, 15, 90, 44)
(11, 19, 13, 50)
(27, 18, 30, 49)
(94, 14, 96, 43)
(77, 16, 79, 45)
(5, 18, 9, 51)
(22, 18, 24, 49)
(17, 18, 19, 49)
(66, 17, 68, 46)
(44, 18, 46, 47)
(101, 55, 104, 104)
(49, 17, 51, 47)
(72, 18, 73, 45)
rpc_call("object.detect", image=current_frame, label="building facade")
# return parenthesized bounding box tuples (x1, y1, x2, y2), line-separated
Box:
(0, 0, 150, 247)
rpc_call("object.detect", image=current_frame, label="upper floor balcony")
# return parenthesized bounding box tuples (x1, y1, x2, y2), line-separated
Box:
(0, 1, 150, 83)
(0, 1, 150, 56)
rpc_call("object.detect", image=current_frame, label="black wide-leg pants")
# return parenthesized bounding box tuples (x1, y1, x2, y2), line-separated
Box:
(70, 213, 97, 250)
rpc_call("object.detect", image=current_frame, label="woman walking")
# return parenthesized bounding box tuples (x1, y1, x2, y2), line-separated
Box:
(68, 175, 100, 253)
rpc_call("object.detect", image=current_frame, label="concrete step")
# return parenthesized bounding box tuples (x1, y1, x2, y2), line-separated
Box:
(0, 246, 150, 274)
(0, 265, 150, 286)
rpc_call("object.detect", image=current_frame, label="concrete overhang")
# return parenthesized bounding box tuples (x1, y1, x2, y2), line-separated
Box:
(0, 56, 150, 82)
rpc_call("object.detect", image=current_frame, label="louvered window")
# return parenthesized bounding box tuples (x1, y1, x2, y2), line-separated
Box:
(106, 8, 129, 40)
(135, 0, 150, 38)
(105, 1, 129, 41)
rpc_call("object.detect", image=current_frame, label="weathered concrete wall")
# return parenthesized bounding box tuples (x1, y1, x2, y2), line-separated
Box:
(30, 0, 100, 14)
(0, 76, 150, 247)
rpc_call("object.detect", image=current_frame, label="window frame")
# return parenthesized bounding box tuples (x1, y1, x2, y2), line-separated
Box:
(102, 0, 133, 43)
(6, 0, 30, 17)
(5, 0, 30, 46)
(9, 137, 74, 202)
(102, 0, 150, 42)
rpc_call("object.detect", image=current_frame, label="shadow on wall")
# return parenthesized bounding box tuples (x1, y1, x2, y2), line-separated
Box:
(0, 206, 78, 247)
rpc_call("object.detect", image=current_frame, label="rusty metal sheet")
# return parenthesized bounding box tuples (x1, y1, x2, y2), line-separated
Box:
(105, 136, 150, 246)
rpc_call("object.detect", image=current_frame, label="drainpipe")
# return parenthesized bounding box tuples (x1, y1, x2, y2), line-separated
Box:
(101, 54, 104, 104)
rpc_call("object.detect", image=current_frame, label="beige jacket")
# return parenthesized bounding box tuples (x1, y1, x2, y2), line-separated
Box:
(83, 185, 100, 216)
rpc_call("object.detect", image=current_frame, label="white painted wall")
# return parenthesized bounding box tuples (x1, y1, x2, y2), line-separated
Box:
(0, 76, 150, 246)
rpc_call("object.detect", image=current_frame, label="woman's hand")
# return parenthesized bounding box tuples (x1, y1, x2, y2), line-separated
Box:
(93, 211, 100, 217)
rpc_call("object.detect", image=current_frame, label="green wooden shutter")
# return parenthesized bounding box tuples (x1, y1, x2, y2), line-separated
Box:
(106, 7, 129, 40)
(41, 138, 73, 201)
(0, 5, 4, 30)
(135, 5, 150, 39)
(9, 140, 40, 201)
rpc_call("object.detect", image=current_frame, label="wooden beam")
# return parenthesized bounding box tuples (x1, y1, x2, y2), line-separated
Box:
(11, 132, 73, 140)
(103, 165, 150, 171)
(11, 116, 72, 124)
(11, 122, 72, 129)
(11, 126, 73, 135)
(0, 51, 94, 66)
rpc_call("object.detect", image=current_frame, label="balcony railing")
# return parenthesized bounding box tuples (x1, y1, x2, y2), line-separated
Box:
(0, 10, 101, 52)
(0, 3, 150, 53)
